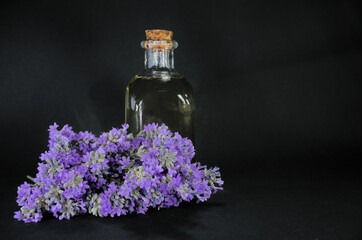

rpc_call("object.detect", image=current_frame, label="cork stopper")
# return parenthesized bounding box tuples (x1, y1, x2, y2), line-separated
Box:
(145, 29, 173, 41)
(142, 29, 177, 50)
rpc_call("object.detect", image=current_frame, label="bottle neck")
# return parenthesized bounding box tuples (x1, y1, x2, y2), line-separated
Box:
(144, 49, 174, 70)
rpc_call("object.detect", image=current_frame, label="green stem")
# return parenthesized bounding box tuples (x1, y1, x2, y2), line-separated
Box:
(26, 175, 34, 182)
(111, 178, 122, 185)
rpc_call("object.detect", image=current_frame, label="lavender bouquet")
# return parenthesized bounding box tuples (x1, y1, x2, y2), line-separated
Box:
(14, 123, 223, 223)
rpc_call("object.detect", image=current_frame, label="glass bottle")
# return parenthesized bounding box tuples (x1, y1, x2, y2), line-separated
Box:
(125, 29, 195, 142)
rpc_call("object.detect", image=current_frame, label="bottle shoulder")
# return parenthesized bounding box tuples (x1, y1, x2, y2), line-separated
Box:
(127, 70, 193, 93)
(131, 69, 185, 81)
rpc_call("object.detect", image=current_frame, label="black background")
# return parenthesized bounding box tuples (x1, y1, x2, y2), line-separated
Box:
(1, 0, 362, 239)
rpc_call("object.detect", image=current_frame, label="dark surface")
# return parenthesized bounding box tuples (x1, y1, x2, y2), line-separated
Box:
(1, 0, 362, 239)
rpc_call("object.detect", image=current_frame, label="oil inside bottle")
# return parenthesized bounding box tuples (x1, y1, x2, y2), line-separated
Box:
(125, 71, 194, 142)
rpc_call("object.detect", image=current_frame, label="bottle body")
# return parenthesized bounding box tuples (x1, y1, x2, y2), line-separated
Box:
(125, 30, 194, 141)
(125, 70, 195, 141)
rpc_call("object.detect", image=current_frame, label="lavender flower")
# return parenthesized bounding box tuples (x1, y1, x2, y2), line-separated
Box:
(14, 123, 223, 223)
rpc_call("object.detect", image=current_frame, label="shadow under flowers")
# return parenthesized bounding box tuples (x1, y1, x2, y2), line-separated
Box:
(9, 201, 222, 240)
(100, 201, 223, 240)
